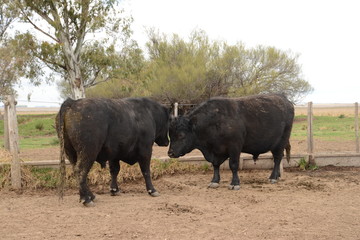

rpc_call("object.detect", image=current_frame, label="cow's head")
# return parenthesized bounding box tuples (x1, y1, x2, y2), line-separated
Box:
(168, 116, 196, 158)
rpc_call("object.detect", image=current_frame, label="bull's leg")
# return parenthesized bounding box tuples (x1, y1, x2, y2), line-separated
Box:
(208, 164, 220, 188)
(138, 158, 159, 197)
(269, 149, 284, 183)
(74, 157, 96, 206)
(109, 160, 120, 196)
(270, 124, 292, 183)
(228, 152, 240, 190)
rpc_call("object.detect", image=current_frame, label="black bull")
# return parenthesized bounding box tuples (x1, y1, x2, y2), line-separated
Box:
(56, 98, 170, 206)
(168, 94, 294, 189)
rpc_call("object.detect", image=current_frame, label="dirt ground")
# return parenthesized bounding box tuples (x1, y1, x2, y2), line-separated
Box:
(1, 140, 360, 240)
(1, 167, 360, 240)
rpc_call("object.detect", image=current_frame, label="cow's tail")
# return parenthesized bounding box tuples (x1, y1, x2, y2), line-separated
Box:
(285, 141, 291, 164)
(58, 98, 74, 200)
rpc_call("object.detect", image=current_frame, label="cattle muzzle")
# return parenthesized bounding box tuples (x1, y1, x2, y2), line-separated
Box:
(168, 149, 180, 158)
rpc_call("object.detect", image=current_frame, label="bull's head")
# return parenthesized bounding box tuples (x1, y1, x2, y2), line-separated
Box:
(168, 116, 196, 158)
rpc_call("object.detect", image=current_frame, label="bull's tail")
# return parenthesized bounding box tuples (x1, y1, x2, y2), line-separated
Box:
(58, 98, 75, 200)
(285, 141, 291, 164)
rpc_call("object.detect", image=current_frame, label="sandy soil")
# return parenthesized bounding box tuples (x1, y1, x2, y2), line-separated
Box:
(2, 140, 360, 239)
(1, 167, 360, 240)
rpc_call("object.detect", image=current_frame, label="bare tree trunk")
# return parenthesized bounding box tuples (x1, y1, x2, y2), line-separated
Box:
(59, 33, 86, 100)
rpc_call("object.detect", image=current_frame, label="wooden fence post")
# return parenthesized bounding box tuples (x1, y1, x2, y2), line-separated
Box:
(174, 102, 178, 117)
(355, 102, 359, 153)
(3, 101, 10, 150)
(4, 95, 21, 189)
(307, 102, 315, 164)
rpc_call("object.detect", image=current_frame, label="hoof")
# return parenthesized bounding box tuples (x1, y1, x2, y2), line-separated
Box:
(148, 190, 160, 197)
(110, 188, 120, 196)
(151, 191, 160, 197)
(228, 185, 240, 190)
(83, 200, 95, 207)
(208, 182, 220, 188)
(269, 179, 278, 184)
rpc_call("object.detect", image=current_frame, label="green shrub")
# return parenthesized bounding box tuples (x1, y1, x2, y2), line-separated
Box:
(35, 122, 44, 131)
(296, 157, 318, 171)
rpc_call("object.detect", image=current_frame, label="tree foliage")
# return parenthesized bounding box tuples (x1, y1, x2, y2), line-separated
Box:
(145, 30, 210, 103)
(14, 0, 133, 99)
(0, 0, 40, 99)
(145, 30, 312, 103)
(85, 39, 147, 98)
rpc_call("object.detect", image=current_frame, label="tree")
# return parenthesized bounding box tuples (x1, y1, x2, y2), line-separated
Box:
(0, 0, 18, 97)
(85, 39, 147, 98)
(145, 29, 210, 103)
(145, 30, 312, 103)
(0, 0, 40, 99)
(14, 0, 132, 99)
(227, 45, 312, 103)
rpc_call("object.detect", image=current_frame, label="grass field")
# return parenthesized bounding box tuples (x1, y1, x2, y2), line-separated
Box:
(0, 114, 58, 149)
(292, 115, 357, 141)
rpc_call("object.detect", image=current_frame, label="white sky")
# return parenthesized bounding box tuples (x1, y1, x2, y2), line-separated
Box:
(13, 0, 360, 106)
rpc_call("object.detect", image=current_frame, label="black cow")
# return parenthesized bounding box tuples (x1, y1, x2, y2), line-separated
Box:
(168, 94, 294, 189)
(56, 97, 170, 206)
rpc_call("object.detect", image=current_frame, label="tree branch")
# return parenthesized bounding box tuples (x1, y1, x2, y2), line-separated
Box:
(16, 2, 59, 43)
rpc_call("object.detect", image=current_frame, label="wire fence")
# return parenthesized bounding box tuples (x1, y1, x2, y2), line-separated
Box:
(1, 100, 360, 163)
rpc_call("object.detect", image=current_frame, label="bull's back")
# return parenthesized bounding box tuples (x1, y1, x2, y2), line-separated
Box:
(191, 94, 294, 153)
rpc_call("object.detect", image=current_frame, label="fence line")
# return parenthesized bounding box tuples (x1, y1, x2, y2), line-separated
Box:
(4, 98, 360, 172)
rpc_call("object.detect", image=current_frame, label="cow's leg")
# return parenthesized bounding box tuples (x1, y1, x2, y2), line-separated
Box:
(109, 160, 120, 196)
(138, 157, 159, 197)
(228, 152, 240, 190)
(208, 164, 221, 188)
(269, 149, 284, 183)
(74, 156, 96, 206)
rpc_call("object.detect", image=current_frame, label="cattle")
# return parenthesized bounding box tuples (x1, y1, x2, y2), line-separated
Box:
(168, 94, 294, 190)
(56, 97, 170, 206)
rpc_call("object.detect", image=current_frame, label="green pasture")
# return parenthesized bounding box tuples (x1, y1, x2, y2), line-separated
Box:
(0, 114, 58, 149)
(292, 115, 357, 141)
(0, 113, 358, 149)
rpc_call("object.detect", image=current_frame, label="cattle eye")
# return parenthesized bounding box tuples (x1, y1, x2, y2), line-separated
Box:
(178, 132, 186, 140)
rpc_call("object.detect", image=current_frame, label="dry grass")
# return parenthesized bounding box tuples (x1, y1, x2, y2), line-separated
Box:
(0, 149, 11, 163)
(0, 159, 209, 190)
(295, 104, 358, 116)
